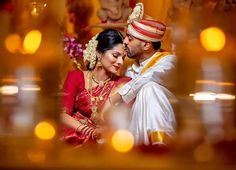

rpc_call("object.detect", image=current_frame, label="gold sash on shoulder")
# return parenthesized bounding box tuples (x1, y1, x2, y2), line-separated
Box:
(141, 51, 173, 145)
(141, 52, 171, 75)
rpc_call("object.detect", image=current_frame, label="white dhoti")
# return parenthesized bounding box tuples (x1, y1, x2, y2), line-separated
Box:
(129, 81, 176, 145)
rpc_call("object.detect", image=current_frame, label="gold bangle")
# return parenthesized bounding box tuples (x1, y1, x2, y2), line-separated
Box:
(81, 126, 89, 135)
(76, 124, 84, 133)
(80, 125, 94, 137)
(88, 128, 95, 139)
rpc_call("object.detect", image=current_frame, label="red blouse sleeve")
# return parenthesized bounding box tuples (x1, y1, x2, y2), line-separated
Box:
(62, 70, 85, 115)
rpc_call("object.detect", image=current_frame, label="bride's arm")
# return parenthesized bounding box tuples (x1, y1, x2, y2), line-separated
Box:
(61, 71, 101, 139)
(61, 112, 83, 130)
(100, 78, 130, 115)
(61, 112, 103, 140)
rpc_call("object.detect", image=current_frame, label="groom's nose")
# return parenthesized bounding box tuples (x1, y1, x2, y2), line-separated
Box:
(123, 36, 128, 45)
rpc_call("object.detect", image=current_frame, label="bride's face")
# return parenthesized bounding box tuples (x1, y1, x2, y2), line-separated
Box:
(100, 43, 126, 74)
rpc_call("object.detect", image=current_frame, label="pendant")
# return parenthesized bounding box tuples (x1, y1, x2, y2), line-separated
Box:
(91, 106, 97, 113)
(91, 114, 97, 123)
(99, 96, 103, 101)
(91, 106, 97, 121)
(91, 113, 98, 124)
(91, 97, 96, 102)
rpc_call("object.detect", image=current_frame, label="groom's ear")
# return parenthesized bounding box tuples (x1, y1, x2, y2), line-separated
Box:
(142, 41, 152, 51)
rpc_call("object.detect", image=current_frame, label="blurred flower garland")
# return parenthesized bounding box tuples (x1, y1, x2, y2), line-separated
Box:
(63, 34, 84, 70)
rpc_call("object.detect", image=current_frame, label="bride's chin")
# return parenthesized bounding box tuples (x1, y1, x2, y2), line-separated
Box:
(110, 70, 118, 75)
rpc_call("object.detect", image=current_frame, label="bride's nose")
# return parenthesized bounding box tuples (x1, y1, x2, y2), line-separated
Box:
(116, 56, 123, 66)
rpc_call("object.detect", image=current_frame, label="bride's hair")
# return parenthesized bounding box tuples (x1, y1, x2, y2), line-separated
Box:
(96, 29, 123, 53)
(84, 29, 124, 70)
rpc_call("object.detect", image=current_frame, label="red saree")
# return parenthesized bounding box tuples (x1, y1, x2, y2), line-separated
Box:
(61, 70, 130, 145)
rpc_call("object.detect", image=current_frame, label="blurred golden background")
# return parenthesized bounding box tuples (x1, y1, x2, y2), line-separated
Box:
(0, 0, 236, 169)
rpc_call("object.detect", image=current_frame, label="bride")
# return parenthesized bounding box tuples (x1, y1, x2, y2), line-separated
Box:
(61, 29, 131, 146)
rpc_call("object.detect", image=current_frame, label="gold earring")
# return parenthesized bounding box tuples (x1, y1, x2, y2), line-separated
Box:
(96, 60, 102, 67)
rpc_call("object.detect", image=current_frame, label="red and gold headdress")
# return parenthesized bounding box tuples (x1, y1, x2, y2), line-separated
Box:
(127, 3, 166, 42)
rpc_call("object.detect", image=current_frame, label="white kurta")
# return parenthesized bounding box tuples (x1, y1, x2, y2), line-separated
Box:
(119, 52, 177, 145)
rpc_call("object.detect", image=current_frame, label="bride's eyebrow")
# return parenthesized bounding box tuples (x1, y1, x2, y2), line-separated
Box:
(112, 50, 122, 54)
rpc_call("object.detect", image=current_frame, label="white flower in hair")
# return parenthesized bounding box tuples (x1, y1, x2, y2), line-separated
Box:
(127, 3, 144, 24)
(83, 34, 98, 70)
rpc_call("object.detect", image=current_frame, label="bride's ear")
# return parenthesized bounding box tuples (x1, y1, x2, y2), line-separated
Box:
(96, 51, 102, 60)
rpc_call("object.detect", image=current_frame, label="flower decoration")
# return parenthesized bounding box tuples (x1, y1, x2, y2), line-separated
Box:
(63, 34, 84, 69)
(83, 34, 98, 70)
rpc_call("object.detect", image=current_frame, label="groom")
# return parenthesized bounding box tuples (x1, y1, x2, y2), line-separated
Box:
(110, 16, 177, 146)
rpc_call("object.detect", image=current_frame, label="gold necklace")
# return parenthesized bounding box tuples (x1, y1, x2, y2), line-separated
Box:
(92, 75, 111, 87)
(89, 71, 110, 124)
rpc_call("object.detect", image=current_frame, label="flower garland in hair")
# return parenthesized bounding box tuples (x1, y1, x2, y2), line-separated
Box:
(83, 34, 99, 70)
(63, 34, 84, 70)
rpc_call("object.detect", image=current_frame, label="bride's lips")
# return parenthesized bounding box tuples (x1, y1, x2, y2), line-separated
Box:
(113, 65, 120, 70)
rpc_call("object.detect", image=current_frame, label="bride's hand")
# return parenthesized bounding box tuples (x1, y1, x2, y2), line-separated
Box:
(92, 127, 107, 144)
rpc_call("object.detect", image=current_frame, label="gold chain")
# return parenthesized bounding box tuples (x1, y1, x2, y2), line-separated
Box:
(89, 71, 111, 124)
(92, 75, 111, 87)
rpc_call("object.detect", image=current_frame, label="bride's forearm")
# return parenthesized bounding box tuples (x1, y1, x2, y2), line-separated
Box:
(61, 113, 96, 138)
(60, 113, 81, 130)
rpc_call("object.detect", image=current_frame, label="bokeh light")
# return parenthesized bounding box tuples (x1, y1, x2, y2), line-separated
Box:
(192, 91, 216, 101)
(4, 33, 21, 53)
(21, 84, 41, 91)
(0, 85, 19, 95)
(30, 2, 47, 17)
(34, 121, 56, 140)
(111, 129, 134, 153)
(215, 93, 235, 100)
(31, 7, 39, 17)
(23, 30, 42, 54)
(200, 27, 226, 51)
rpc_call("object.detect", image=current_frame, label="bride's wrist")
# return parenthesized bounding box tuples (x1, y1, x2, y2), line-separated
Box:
(77, 124, 95, 137)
